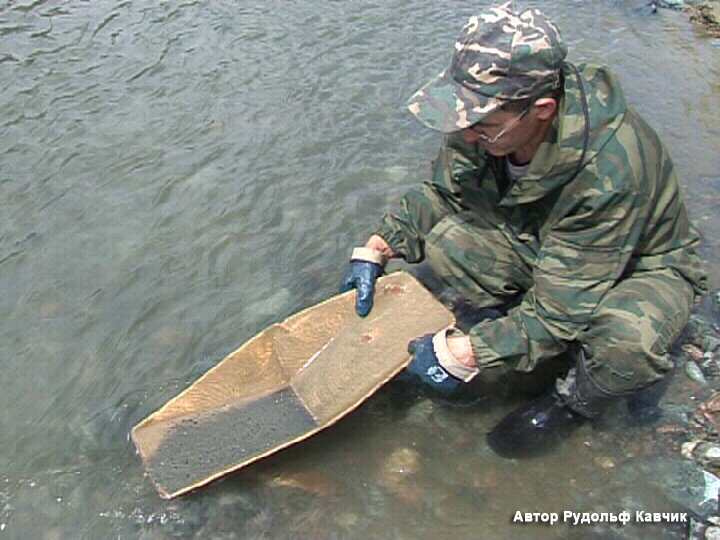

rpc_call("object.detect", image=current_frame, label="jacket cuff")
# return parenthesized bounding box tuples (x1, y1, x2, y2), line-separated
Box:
(433, 327, 479, 382)
(351, 247, 388, 267)
(468, 321, 512, 370)
(371, 225, 407, 260)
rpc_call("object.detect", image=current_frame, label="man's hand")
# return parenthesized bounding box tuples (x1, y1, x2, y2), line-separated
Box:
(339, 236, 393, 317)
(406, 333, 463, 394)
(339, 259, 383, 317)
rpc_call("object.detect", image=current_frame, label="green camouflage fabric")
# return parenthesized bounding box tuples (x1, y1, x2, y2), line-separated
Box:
(408, 3, 566, 132)
(374, 62, 708, 393)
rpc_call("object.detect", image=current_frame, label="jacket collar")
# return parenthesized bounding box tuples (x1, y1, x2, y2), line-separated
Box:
(499, 62, 627, 206)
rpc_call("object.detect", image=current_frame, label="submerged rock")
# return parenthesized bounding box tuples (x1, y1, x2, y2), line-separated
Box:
(593, 456, 616, 469)
(382, 447, 421, 476)
(377, 447, 423, 504)
(265, 471, 338, 496)
(690, 1, 720, 36)
(641, 457, 720, 518)
(685, 344, 706, 362)
(697, 393, 720, 434)
(683, 441, 720, 473)
(687, 360, 710, 385)
(654, 0, 688, 9)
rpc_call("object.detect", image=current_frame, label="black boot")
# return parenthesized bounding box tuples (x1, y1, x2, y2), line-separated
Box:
(487, 349, 617, 458)
(486, 387, 583, 458)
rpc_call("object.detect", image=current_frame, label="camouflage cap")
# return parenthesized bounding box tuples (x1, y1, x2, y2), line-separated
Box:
(407, 2, 567, 132)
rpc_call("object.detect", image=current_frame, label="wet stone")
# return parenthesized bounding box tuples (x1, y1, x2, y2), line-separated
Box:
(692, 1, 720, 36)
(378, 447, 423, 504)
(642, 458, 720, 518)
(654, 0, 687, 9)
(685, 344, 706, 362)
(593, 456, 616, 469)
(706, 337, 720, 353)
(702, 393, 720, 414)
(687, 360, 709, 385)
(683, 441, 720, 472)
(266, 471, 338, 496)
(381, 447, 421, 476)
(335, 511, 358, 531)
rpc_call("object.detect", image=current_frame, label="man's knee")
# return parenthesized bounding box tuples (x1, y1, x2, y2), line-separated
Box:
(424, 212, 533, 305)
(579, 271, 694, 394)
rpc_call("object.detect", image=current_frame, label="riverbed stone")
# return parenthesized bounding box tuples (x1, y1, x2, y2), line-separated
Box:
(377, 447, 424, 504)
(683, 441, 720, 473)
(594, 456, 616, 469)
(641, 457, 720, 517)
(655, 0, 688, 9)
(693, 0, 720, 34)
(687, 360, 710, 385)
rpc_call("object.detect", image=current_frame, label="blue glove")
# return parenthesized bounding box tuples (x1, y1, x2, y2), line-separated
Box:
(339, 260, 383, 317)
(406, 333, 462, 395)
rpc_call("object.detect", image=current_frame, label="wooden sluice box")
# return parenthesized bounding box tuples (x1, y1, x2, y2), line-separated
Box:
(131, 271, 454, 498)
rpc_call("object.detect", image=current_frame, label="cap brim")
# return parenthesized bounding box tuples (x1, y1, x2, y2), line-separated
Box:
(407, 69, 504, 133)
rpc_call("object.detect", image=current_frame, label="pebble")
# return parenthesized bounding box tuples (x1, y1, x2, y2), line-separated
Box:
(706, 336, 720, 352)
(267, 471, 337, 496)
(404, 399, 435, 427)
(702, 394, 720, 413)
(656, 0, 686, 8)
(593, 456, 616, 469)
(684, 343, 705, 361)
(382, 447, 421, 476)
(686, 360, 709, 385)
(378, 447, 423, 504)
(335, 512, 358, 530)
(683, 441, 720, 470)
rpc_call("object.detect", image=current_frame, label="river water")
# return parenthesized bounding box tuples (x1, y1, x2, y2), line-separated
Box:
(1, 0, 719, 538)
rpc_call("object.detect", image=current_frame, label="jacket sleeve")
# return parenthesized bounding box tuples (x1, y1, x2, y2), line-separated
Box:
(468, 184, 648, 371)
(373, 135, 470, 263)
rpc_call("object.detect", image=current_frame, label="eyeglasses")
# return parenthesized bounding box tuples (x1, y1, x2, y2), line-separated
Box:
(467, 107, 530, 144)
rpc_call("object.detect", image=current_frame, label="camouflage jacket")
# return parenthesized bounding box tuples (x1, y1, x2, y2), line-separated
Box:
(375, 62, 708, 371)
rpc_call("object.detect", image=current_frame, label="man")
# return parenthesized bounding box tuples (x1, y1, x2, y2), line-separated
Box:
(340, 3, 707, 458)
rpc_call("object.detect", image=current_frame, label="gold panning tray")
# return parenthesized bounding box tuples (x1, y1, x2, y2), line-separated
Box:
(131, 271, 454, 498)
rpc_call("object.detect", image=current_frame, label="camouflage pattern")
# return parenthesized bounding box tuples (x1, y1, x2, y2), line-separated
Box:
(408, 2, 566, 132)
(374, 62, 708, 394)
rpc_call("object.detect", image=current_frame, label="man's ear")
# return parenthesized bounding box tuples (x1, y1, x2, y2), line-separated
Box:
(533, 97, 557, 120)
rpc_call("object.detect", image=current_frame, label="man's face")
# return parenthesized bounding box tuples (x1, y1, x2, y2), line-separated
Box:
(461, 106, 536, 157)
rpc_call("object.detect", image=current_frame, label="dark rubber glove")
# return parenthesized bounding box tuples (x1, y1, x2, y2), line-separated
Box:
(406, 333, 462, 395)
(339, 260, 383, 317)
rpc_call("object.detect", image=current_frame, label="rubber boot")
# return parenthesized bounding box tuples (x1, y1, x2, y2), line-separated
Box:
(486, 349, 616, 459)
(486, 387, 582, 458)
